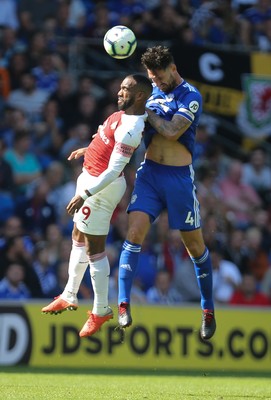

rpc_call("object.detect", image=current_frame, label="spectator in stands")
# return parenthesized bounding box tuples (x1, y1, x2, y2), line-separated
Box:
(204, 141, 231, 180)
(0, 216, 34, 255)
(242, 146, 271, 207)
(146, 269, 183, 305)
(7, 71, 49, 122)
(83, 1, 118, 39)
(223, 227, 249, 275)
(146, 2, 188, 41)
(17, 6, 36, 45)
(18, 0, 58, 32)
(196, 163, 223, 219)
(0, 235, 42, 297)
(44, 223, 64, 266)
(257, 17, 271, 50)
(49, 161, 82, 234)
(230, 272, 271, 306)
(31, 51, 60, 95)
(4, 129, 42, 196)
(32, 241, 59, 298)
(70, 93, 99, 134)
(0, 262, 31, 300)
(44, 161, 66, 211)
(250, 208, 271, 255)
(15, 177, 57, 241)
(0, 27, 27, 68)
(49, 73, 75, 132)
(32, 99, 64, 167)
(238, 0, 271, 47)
(189, 0, 230, 45)
(211, 247, 242, 304)
(67, 0, 88, 31)
(8, 52, 30, 90)
(60, 122, 91, 160)
(245, 226, 270, 283)
(26, 31, 48, 69)
(201, 212, 228, 251)
(194, 123, 213, 168)
(219, 159, 262, 228)
(54, 1, 80, 60)
(0, 107, 31, 149)
(71, 73, 105, 110)
(0, 138, 15, 222)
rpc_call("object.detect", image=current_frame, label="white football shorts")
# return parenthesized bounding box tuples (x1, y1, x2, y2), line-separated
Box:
(73, 168, 126, 235)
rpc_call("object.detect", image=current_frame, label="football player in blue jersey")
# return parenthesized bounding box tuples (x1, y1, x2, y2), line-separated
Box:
(118, 46, 216, 340)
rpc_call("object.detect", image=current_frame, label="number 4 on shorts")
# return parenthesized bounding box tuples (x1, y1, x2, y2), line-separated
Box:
(185, 211, 194, 226)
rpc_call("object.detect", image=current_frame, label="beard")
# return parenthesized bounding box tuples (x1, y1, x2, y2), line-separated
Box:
(162, 76, 178, 93)
(118, 96, 135, 111)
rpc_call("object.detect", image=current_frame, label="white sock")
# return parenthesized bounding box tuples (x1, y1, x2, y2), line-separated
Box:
(89, 252, 110, 315)
(61, 240, 89, 303)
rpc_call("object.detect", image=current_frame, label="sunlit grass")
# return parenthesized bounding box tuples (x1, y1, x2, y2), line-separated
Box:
(0, 367, 270, 400)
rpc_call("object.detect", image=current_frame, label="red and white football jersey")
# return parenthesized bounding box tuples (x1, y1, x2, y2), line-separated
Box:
(84, 110, 146, 176)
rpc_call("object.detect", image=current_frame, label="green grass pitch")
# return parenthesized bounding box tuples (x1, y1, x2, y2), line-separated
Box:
(0, 367, 270, 400)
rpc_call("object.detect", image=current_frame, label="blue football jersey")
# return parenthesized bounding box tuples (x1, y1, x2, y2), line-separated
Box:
(144, 80, 202, 157)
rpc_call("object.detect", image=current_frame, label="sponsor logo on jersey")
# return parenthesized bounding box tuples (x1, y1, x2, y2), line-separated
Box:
(188, 101, 199, 113)
(98, 125, 110, 145)
(116, 142, 134, 157)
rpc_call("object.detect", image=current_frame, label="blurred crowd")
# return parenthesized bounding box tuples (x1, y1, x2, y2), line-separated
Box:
(0, 0, 271, 308)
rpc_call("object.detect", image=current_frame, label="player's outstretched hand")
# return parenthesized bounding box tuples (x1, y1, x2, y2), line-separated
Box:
(68, 147, 87, 160)
(66, 195, 84, 216)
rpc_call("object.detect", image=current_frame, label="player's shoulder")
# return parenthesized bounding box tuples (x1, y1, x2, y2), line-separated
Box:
(180, 80, 201, 96)
(106, 110, 124, 123)
(115, 113, 146, 145)
(177, 80, 202, 107)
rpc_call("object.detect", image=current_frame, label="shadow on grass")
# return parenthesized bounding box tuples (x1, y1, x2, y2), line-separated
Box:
(0, 366, 270, 378)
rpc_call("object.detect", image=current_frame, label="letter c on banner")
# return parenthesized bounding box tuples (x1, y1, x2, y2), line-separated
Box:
(199, 53, 223, 82)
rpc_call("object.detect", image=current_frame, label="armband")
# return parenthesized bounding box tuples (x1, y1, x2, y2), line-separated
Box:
(80, 190, 92, 201)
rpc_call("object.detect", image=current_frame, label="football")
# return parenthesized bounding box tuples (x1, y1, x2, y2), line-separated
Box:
(103, 25, 137, 59)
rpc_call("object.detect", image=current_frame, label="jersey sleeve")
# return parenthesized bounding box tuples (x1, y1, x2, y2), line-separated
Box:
(82, 114, 146, 196)
(176, 91, 202, 123)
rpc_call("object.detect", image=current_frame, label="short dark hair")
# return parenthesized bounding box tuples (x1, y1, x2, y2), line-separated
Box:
(129, 73, 153, 96)
(141, 46, 174, 70)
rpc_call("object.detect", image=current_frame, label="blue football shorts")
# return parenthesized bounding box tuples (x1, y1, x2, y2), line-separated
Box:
(127, 159, 201, 231)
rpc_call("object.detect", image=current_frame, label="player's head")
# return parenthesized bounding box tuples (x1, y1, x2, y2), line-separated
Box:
(141, 46, 180, 93)
(117, 74, 152, 113)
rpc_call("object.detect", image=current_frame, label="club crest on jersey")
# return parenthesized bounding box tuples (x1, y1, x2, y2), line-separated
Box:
(189, 101, 199, 113)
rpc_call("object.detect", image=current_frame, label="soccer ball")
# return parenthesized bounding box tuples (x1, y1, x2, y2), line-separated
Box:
(103, 25, 137, 59)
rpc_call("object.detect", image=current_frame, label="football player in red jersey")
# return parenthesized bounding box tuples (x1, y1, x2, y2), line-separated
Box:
(42, 74, 152, 337)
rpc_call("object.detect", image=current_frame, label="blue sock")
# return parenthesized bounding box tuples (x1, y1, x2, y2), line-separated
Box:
(191, 247, 214, 311)
(118, 240, 141, 304)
